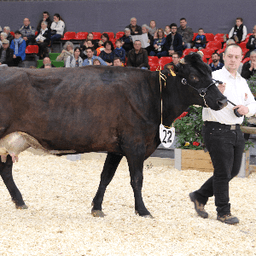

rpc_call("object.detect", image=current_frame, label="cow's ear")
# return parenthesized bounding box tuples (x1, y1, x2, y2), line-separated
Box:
(164, 64, 177, 76)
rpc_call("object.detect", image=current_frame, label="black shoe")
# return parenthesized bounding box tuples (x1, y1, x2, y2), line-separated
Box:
(217, 214, 239, 225)
(189, 192, 208, 218)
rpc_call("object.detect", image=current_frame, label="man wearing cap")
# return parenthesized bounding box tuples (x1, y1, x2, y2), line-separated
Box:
(0, 39, 14, 66)
(10, 30, 26, 66)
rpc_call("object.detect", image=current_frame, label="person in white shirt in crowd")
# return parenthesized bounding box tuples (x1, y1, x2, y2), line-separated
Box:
(228, 17, 247, 43)
(65, 47, 83, 67)
(50, 13, 65, 49)
(189, 44, 256, 225)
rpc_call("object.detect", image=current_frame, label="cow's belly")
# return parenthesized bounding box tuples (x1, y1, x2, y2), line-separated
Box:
(0, 132, 75, 163)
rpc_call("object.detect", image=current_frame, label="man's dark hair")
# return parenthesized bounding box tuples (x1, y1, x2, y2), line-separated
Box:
(212, 52, 220, 57)
(86, 47, 94, 52)
(180, 18, 186, 21)
(170, 23, 177, 28)
(43, 11, 50, 16)
(236, 17, 243, 22)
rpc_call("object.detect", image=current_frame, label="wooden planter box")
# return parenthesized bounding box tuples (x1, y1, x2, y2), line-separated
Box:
(174, 149, 250, 177)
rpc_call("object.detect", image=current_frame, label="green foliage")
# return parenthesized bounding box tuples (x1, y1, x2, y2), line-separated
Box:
(173, 106, 204, 150)
(248, 73, 256, 95)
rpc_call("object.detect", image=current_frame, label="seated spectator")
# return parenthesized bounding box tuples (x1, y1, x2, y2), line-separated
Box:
(0, 39, 14, 67)
(241, 50, 256, 79)
(93, 59, 101, 65)
(65, 47, 83, 68)
(120, 28, 133, 53)
(113, 39, 126, 63)
(165, 23, 183, 57)
(209, 52, 224, 72)
(164, 25, 171, 36)
(150, 28, 167, 58)
(141, 24, 154, 55)
(95, 33, 109, 56)
(56, 41, 74, 65)
(193, 28, 206, 50)
(126, 40, 149, 69)
(37, 11, 52, 30)
(82, 48, 108, 66)
(149, 20, 158, 37)
(1, 32, 7, 42)
(228, 17, 247, 43)
(50, 13, 65, 48)
(113, 57, 123, 67)
(80, 39, 96, 59)
(10, 31, 26, 66)
(41, 57, 53, 68)
(87, 32, 99, 46)
(125, 17, 142, 35)
(245, 25, 256, 59)
(165, 52, 180, 72)
(19, 18, 35, 46)
(99, 41, 115, 65)
(35, 21, 51, 59)
(177, 18, 194, 49)
(3, 27, 13, 43)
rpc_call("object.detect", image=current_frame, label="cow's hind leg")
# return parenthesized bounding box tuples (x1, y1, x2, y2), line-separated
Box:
(0, 155, 28, 209)
(126, 147, 152, 218)
(91, 152, 123, 217)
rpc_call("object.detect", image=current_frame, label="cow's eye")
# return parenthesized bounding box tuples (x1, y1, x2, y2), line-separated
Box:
(189, 74, 199, 82)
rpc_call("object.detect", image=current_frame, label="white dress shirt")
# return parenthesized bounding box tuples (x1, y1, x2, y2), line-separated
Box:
(203, 67, 256, 125)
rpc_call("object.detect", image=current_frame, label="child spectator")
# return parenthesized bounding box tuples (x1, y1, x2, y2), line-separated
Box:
(149, 20, 157, 37)
(113, 39, 126, 63)
(228, 17, 247, 43)
(193, 28, 206, 50)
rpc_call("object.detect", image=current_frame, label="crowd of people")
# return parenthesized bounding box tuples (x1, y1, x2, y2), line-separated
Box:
(1, 14, 256, 80)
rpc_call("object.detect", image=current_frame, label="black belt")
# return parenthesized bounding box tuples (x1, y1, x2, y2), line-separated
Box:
(204, 121, 240, 131)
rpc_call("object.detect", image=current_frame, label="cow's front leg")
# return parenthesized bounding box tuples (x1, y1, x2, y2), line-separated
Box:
(0, 155, 28, 209)
(91, 152, 123, 217)
(126, 148, 153, 218)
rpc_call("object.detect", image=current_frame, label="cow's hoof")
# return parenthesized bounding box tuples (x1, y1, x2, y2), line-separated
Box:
(135, 210, 154, 218)
(16, 204, 28, 209)
(91, 210, 105, 217)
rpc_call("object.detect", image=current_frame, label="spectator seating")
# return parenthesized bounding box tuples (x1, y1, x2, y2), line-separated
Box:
(61, 31, 76, 41)
(74, 32, 88, 40)
(92, 32, 102, 40)
(25, 45, 39, 54)
(37, 59, 65, 68)
(49, 52, 60, 60)
(103, 32, 115, 39)
(159, 57, 173, 70)
(115, 31, 125, 39)
(205, 33, 215, 42)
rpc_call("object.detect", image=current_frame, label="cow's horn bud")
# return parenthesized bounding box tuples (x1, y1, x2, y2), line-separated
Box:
(197, 51, 204, 58)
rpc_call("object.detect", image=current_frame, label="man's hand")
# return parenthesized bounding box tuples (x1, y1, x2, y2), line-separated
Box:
(218, 82, 226, 94)
(250, 61, 256, 71)
(233, 105, 249, 116)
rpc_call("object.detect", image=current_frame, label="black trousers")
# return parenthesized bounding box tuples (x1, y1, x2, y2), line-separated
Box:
(194, 121, 245, 216)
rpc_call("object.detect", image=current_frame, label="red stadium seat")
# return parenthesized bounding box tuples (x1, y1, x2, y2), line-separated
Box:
(206, 41, 222, 49)
(192, 33, 198, 41)
(25, 45, 39, 54)
(74, 32, 88, 40)
(92, 32, 102, 40)
(182, 48, 197, 57)
(205, 33, 214, 42)
(159, 57, 173, 69)
(103, 32, 115, 39)
(149, 63, 160, 71)
(239, 41, 247, 49)
(148, 56, 159, 64)
(61, 31, 76, 40)
(200, 48, 215, 59)
(115, 31, 125, 39)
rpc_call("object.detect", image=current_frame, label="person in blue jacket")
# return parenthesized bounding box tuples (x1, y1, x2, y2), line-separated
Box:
(10, 30, 26, 66)
(193, 28, 206, 50)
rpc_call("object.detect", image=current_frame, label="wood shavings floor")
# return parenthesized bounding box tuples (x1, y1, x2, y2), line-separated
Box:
(0, 151, 255, 256)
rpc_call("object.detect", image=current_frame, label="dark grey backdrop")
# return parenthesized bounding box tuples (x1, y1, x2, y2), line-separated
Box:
(1, 0, 256, 35)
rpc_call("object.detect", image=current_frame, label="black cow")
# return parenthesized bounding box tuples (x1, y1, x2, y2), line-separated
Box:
(0, 53, 227, 217)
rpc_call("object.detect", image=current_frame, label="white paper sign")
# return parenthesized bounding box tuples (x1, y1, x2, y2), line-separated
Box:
(131, 34, 150, 48)
(159, 124, 175, 148)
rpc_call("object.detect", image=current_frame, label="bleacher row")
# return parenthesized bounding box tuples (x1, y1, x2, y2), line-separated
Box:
(22, 31, 253, 69)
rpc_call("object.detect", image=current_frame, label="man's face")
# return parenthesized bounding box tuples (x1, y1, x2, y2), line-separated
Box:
(171, 26, 177, 34)
(113, 59, 122, 66)
(86, 49, 93, 58)
(23, 18, 30, 26)
(3, 28, 9, 34)
(223, 46, 242, 73)
(134, 41, 141, 51)
(131, 18, 137, 26)
(172, 54, 179, 65)
(180, 19, 187, 29)
(198, 29, 204, 36)
(142, 27, 147, 34)
(212, 54, 220, 63)
(0, 34, 5, 41)
(43, 57, 51, 68)
(2, 43, 9, 50)
(125, 30, 130, 37)
(43, 13, 49, 20)
(250, 54, 256, 63)
(236, 19, 243, 27)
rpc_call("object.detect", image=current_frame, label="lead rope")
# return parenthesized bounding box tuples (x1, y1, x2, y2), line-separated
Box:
(158, 69, 167, 126)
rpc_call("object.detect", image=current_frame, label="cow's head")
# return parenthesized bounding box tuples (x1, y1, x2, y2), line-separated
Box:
(164, 52, 227, 111)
